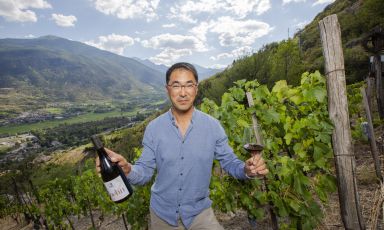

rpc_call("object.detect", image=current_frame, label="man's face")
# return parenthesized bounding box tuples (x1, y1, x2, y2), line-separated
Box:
(166, 68, 198, 114)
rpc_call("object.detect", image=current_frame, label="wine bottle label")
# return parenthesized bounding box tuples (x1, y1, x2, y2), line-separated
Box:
(104, 176, 130, 201)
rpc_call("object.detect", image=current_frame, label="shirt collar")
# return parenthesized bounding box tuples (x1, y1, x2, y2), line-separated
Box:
(167, 107, 197, 125)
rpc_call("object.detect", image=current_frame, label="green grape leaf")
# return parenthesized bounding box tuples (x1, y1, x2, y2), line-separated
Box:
(236, 119, 249, 128)
(313, 87, 327, 103)
(272, 80, 288, 93)
(284, 133, 293, 145)
(264, 108, 280, 124)
(314, 185, 328, 202)
(315, 132, 331, 143)
(288, 198, 301, 213)
(230, 87, 245, 102)
(293, 175, 304, 195)
(293, 142, 306, 158)
(290, 95, 303, 105)
(249, 207, 265, 219)
(275, 198, 289, 217)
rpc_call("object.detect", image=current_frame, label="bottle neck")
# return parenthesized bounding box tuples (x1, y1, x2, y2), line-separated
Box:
(97, 148, 112, 165)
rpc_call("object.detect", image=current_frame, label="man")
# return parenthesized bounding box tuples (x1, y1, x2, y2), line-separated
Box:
(96, 62, 268, 229)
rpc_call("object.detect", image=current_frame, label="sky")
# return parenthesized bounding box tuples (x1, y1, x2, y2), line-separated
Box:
(0, 0, 335, 69)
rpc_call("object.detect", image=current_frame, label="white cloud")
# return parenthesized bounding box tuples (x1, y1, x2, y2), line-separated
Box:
(190, 21, 211, 42)
(142, 33, 208, 65)
(162, 23, 176, 28)
(189, 17, 272, 49)
(212, 63, 228, 69)
(210, 17, 272, 47)
(255, 0, 272, 15)
(282, 0, 334, 6)
(168, 0, 271, 23)
(225, 0, 271, 17)
(91, 0, 160, 21)
(210, 53, 231, 61)
(295, 20, 309, 29)
(150, 48, 192, 65)
(168, 8, 195, 24)
(51, 14, 77, 27)
(210, 46, 253, 61)
(232, 46, 254, 56)
(313, 0, 335, 6)
(282, 0, 306, 5)
(169, 0, 223, 23)
(85, 34, 135, 55)
(25, 34, 36, 38)
(0, 0, 51, 22)
(142, 33, 207, 51)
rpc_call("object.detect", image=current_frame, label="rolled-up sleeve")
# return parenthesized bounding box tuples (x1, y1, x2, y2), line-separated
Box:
(127, 125, 156, 185)
(214, 123, 248, 180)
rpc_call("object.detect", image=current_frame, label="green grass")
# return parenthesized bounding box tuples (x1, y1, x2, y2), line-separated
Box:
(43, 107, 64, 114)
(151, 99, 167, 105)
(0, 110, 139, 135)
(0, 146, 13, 155)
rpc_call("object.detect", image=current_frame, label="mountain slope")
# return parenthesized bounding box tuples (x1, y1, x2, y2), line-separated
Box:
(0, 36, 165, 103)
(132, 58, 168, 75)
(194, 64, 224, 81)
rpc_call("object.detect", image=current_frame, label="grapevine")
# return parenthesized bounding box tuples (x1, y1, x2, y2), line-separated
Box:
(201, 71, 337, 229)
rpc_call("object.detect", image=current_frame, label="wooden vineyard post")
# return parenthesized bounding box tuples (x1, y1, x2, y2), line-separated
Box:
(366, 74, 375, 112)
(362, 27, 384, 119)
(318, 14, 365, 229)
(374, 53, 384, 119)
(361, 87, 383, 181)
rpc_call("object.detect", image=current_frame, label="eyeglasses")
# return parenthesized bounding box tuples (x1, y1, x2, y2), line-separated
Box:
(167, 83, 197, 92)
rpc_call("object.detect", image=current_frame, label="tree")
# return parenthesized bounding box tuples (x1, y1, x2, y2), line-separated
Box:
(269, 39, 303, 86)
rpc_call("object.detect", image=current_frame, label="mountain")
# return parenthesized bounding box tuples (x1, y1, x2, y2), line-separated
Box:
(132, 58, 168, 75)
(0, 35, 165, 104)
(133, 58, 223, 81)
(197, 0, 383, 104)
(194, 64, 224, 81)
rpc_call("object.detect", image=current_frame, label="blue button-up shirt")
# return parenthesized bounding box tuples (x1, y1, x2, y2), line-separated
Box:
(127, 109, 248, 228)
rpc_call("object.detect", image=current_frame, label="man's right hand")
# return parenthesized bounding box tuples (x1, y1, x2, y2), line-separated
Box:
(95, 148, 132, 176)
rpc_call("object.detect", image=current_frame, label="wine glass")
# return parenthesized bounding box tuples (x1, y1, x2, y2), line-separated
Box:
(243, 124, 264, 153)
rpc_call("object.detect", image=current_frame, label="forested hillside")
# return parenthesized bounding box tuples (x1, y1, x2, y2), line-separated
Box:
(0, 35, 164, 104)
(196, 0, 383, 104)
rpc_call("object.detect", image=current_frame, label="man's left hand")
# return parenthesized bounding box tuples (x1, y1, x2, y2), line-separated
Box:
(244, 151, 269, 178)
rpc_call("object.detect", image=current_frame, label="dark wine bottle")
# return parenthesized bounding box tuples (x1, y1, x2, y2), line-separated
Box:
(91, 135, 133, 203)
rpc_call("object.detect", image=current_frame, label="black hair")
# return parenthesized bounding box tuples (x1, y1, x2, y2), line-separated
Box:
(166, 62, 198, 84)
